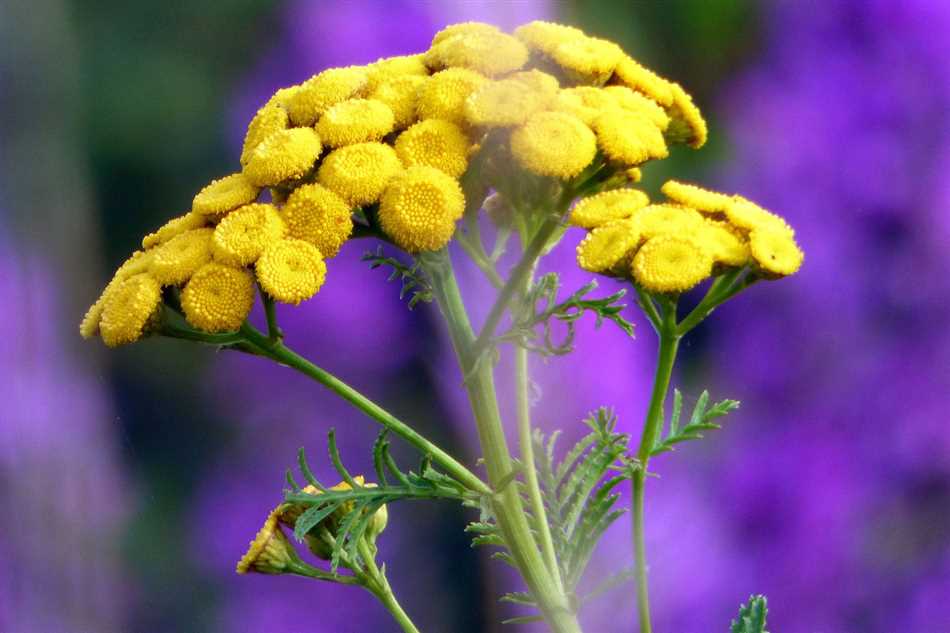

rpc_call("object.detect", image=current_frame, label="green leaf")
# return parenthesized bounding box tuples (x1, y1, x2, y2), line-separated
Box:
(362, 246, 433, 309)
(499, 591, 536, 606)
(651, 391, 740, 456)
(294, 501, 342, 542)
(730, 595, 769, 633)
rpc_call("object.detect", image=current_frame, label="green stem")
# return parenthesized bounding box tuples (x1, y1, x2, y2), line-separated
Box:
(358, 539, 421, 633)
(261, 289, 281, 341)
(238, 323, 491, 496)
(676, 269, 753, 335)
(631, 298, 681, 633)
(286, 560, 361, 586)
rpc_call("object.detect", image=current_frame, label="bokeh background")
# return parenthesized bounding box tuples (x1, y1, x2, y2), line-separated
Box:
(3, 1, 949, 631)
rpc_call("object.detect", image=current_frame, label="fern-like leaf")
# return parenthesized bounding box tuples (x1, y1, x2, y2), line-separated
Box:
(362, 246, 433, 308)
(730, 595, 769, 633)
(651, 389, 739, 456)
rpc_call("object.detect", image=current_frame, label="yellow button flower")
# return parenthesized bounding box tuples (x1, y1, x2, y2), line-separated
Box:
(513, 21, 585, 56)
(82, 250, 160, 339)
(749, 229, 804, 277)
(142, 212, 207, 249)
(256, 238, 327, 305)
(550, 36, 624, 84)
(427, 30, 528, 76)
(211, 203, 285, 266)
(149, 228, 214, 285)
(665, 83, 707, 149)
(287, 66, 368, 126)
(602, 86, 671, 130)
(661, 180, 733, 214)
(632, 204, 705, 239)
(431, 22, 500, 46)
(698, 219, 750, 267)
(192, 173, 259, 216)
(632, 235, 713, 293)
(464, 78, 549, 127)
(365, 54, 428, 92)
(416, 68, 487, 124)
(576, 219, 640, 274)
(370, 74, 426, 130)
(593, 109, 669, 165)
(725, 196, 794, 236)
(570, 189, 650, 229)
(510, 111, 597, 179)
(99, 273, 162, 347)
(181, 262, 255, 332)
(240, 101, 290, 167)
(509, 69, 560, 99)
(612, 54, 675, 107)
(395, 118, 470, 177)
(236, 508, 301, 575)
(281, 183, 353, 259)
(317, 142, 403, 207)
(243, 128, 323, 187)
(316, 98, 395, 147)
(378, 165, 465, 253)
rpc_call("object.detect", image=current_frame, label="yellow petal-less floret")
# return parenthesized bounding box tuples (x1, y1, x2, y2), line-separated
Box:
(317, 142, 403, 207)
(243, 128, 323, 187)
(698, 219, 750, 267)
(365, 54, 428, 92)
(316, 98, 395, 147)
(256, 238, 327, 305)
(510, 111, 597, 179)
(570, 189, 650, 229)
(593, 109, 669, 165)
(416, 68, 487, 124)
(612, 54, 675, 107)
(181, 262, 255, 332)
(513, 21, 585, 56)
(192, 173, 259, 216)
(378, 166, 465, 253)
(211, 203, 286, 266)
(142, 212, 207, 249)
(99, 273, 162, 347)
(553, 88, 607, 125)
(632, 235, 713, 293)
(665, 83, 707, 149)
(370, 75, 425, 130)
(394, 119, 470, 177)
(281, 183, 353, 258)
(661, 180, 733, 214)
(149, 228, 214, 285)
(631, 203, 705, 239)
(236, 508, 299, 575)
(550, 36, 624, 84)
(465, 79, 550, 127)
(509, 69, 560, 98)
(80, 250, 157, 339)
(748, 229, 804, 277)
(576, 219, 640, 274)
(725, 196, 794, 236)
(431, 22, 500, 46)
(286, 66, 368, 126)
(602, 85, 671, 129)
(241, 102, 290, 166)
(427, 31, 528, 76)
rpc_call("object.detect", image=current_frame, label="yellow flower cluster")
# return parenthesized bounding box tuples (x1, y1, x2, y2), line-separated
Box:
(81, 20, 791, 346)
(574, 180, 803, 293)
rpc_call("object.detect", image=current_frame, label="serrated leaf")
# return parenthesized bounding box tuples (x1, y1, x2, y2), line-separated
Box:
(730, 595, 769, 633)
(294, 502, 342, 542)
(499, 591, 536, 606)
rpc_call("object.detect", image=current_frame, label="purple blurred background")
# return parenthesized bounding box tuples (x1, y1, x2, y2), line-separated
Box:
(2, 0, 948, 631)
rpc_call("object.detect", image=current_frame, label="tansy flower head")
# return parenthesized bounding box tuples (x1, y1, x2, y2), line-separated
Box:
(550, 36, 624, 85)
(431, 22, 500, 46)
(612, 54, 675, 107)
(748, 229, 804, 277)
(665, 83, 707, 149)
(370, 75, 425, 131)
(570, 189, 650, 229)
(316, 98, 395, 147)
(378, 165, 465, 253)
(192, 173, 259, 216)
(236, 508, 301, 575)
(632, 203, 705, 239)
(465, 78, 549, 127)
(602, 85, 671, 129)
(427, 30, 528, 76)
(365, 54, 428, 92)
(317, 142, 402, 207)
(240, 102, 290, 166)
(510, 111, 597, 179)
(99, 273, 162, 347)
(256, 238, 327, 305)
(243, 128, 323, 187)
(725, 196, 794, 236)
(509, 69, 560, 99)
(181, 262, 255, 332)
(395, 118, 470, 177)
(513, 21, 585, 56)
(632, 235, 713, 293)
(211, 203, 285, 266)
(287, 66, 368, 126)
(576, 220, 640, 274)
(593, 109, 668, 166)
(142, 212, 206, 249)
(416, 68, 487, 124)
(281, 183, 353, 259)
(698, 219, 750, 267)
(149, 228, 214, 286)
(81, 250, 157, 339)
(553, 88, 606, 125)
(661, 179, 732, 214)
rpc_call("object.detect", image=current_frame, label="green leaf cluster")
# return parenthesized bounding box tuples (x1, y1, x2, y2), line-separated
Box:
(651, 389, 739, 457)
(730, 594, 769, 633)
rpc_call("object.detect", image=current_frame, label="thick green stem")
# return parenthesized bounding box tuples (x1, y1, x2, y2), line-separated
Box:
(238, 323, 490, 496)
(631, 300, 681, 633)
(358, 540, 421, 633)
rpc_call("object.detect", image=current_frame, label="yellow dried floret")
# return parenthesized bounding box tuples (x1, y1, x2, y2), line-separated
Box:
(236, 508, 299, 575)
(550, 36, 624, 84)
(99, 273, 162, 347)
(394, 118, 470, 177)
(665, 83, 707, 149)
(570, 189, 650, 229)
(632, 235, 712, 293)
(211, 203, 285, 266)
(510, 111, 597, 179)
(427, 30, 528, 76)
(725, 196, 794, 236)
(142, 212, 206, 249)
(416, 68, 487, 124)
(513, 21, 585, 55)
(602, 85, 671, 129)
(181, 262, 255, 332)
(192, 173, 259, 216)
(378, 165, 465, 253)
(317, 142, 403, 207)
(593, 109, 668, 165)
(240, 102, 290, 166)
(256, 238, 327, 305)
(287, 66, 368, 126)
(612, 54, 675, 107)
(149, 228, 214, 285)
(431, 22, 500, 46)
(661, 180, 733, 214)
(281, 183, 353, 258)
(465, 79, 550, 127)
(316, 98, 395, 147)
(632, 203, 705, 239)
(698, 219, 750, 267)
(243, 128, 323, 187)
(749, 229, 804, 276)
(370, 74, 425, 130)
(576, 219, 640, 274)
(365, 54, 428, 92)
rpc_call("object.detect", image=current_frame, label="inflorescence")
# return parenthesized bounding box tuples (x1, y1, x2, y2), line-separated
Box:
(80, 20, 802, 347)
